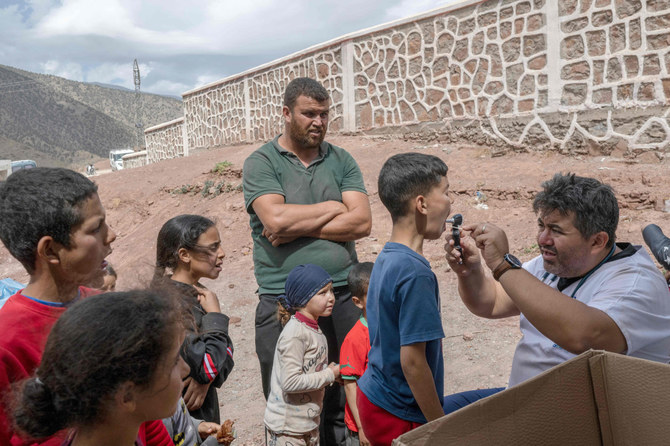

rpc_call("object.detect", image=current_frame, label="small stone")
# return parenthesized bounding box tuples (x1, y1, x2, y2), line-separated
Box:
(463, 333, 474, 341)
(228, 283, 235, 289)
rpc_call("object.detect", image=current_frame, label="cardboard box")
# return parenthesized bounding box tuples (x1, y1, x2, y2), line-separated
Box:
(394, 350, 670, 445)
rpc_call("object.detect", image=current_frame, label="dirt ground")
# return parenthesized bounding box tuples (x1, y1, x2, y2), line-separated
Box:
(1, 135, 669, 445)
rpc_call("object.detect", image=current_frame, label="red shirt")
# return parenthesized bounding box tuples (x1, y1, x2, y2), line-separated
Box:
(0, 290, 172, 446)
(339, 317, 370, 432)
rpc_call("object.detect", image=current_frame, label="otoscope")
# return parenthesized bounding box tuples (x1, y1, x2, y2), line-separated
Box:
(446, 214, 463, 264)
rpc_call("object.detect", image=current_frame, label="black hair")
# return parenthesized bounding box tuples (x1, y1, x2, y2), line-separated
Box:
(152, 214, 215, 284)
(283, 77, 329, 110)
(0, 168, 98, 274)
(378, 153, 448, 222)
(347, 262, 374, 298)
(11, 290, 184, 439)
(533, 173, 618, 247)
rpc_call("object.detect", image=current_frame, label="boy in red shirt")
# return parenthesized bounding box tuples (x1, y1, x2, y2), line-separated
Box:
(0, 168, 170, 446)
(339, 262, 374, 446)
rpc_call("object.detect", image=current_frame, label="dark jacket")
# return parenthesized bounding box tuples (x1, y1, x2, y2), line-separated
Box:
(157, 278, 235, 422)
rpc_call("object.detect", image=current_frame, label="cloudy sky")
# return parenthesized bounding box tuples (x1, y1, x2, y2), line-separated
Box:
(0, 0, 462, 97)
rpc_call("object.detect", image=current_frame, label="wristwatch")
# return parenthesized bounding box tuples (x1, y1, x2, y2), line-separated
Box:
(493, 254, 522, 281)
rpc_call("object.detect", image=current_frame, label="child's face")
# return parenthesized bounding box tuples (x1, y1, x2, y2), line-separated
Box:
(423, 175, 452, 240)
(187, 226, 225, 280)
(56, 193, 116, 287)
(301, 282, 335, 320)
(136, 331, 189, 420)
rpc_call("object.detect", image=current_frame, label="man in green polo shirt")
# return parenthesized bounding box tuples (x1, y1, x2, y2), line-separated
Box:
(243, 77, 371, 445)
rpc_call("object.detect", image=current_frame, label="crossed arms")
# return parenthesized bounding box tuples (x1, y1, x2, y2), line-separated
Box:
(251, 190, 371, 246)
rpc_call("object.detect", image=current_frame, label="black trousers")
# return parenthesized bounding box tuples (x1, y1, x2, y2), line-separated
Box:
(255, 285, 361, 446)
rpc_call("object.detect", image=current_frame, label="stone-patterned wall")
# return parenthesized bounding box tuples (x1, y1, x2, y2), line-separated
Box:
(146, 0, 670, 160)
(182, 46, 343, 151)
(353, 0, 547, 126)
(145, 118, 186, 163)
(122, 150, 147, 169)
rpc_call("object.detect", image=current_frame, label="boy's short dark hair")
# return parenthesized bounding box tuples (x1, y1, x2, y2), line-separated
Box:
(347, 262, 374, 298)
(378, 153, 448, 222)
(533, 173, 618, 248)
(283, 77, 329, 111)
(0, 168, 98, 274)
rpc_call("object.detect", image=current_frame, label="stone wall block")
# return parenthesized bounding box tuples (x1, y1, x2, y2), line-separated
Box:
(609, 24, 626, 53)
(523, 34, 546, 56)
(472, 31, 485, 55)
(624, 55, 639, 77)
(629, 18, 642, 50)
(408, 32, 423, 55)
(500, 6, 513, 19)
(643, 54, 661, 75)
(528, 55, 547, 69)
(562, 83, 588, 105)
(607, 58, 623, 82)
(506, 63, 524, 94)
(487, 26, 498, 39)
(503, 37, 521, 62)
(593, 60, 605, 84)
(663, 79, 670, 101)
(561, 35, 585, 59)
(639, 82, 656, 100)
(646, 13, 670, 31)
(595, 0, 611, 6)
(593, 87, 613, 104)
(447, 16, 458, 33)
(527, 13, 545, 32)
(649, 33, 670, 50)
(617, 83, 634, 100)
(437, 32, 455, 54)
(592, 10, 613, 27)
(450, 65, 462, 85)
(614, 0, 642, 19)
(637, 121, 667, 143)
(491, 95, 514, 114)
(501, 21, 513, 39)
(459, 18, 476, 36)
(560, 0, 578, 16)
(485, 80, 504, 94)
(534, 0, 546, 8)
(586, 30, 607, 56)
(454, 38, 470, 61)
(517, 1, 532, 14)
(432, 56, 450, 76)
(562, 17, 588, 33)
(515, 18, 525, 34)
(477, 97, 489, 116)
(562, 61, 591, 80)
(520, 74, 536, 95)
(478, 11, 498, 27)
(581, 0, 593, 13)
(539, 74, 548, 85)
(648, 0, 670, 12)
(519, 98, 535, 111)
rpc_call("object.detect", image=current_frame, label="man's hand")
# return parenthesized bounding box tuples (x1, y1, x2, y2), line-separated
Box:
(194, 285, 221, 313)
(465, 222, 510, 272)
(262, 227, 298, 247)
(198, 421, 221, 439)
(444, 226, 483, 276)
(183, 377, 211, 411)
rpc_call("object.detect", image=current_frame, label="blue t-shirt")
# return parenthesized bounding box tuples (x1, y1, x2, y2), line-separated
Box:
(358, 242, 445, 423)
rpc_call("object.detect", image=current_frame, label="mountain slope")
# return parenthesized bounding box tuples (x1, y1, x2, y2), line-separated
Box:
(0, 65, 183, 166)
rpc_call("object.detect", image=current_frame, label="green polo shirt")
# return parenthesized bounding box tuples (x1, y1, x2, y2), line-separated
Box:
(243, 136, 367, 294)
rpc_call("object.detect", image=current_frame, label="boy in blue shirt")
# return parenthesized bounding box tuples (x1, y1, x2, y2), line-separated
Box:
(357, 153, 451, 445)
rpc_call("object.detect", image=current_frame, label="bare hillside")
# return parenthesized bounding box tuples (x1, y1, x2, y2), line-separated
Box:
(0, 65, 182, 167)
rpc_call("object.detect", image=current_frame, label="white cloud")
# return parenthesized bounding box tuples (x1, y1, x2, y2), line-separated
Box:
(39, 60, 84, 81)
